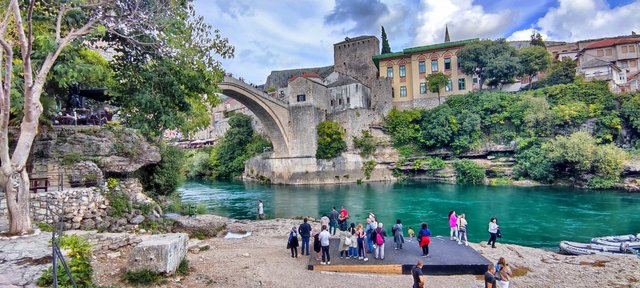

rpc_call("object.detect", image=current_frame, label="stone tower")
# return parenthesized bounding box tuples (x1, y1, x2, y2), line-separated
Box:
(333, 36, 380, 89)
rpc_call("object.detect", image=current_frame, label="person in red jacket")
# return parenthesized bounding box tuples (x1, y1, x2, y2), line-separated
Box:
(418, 222, 431, 257)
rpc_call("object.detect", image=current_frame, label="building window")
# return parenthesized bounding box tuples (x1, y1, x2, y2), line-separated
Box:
(331, 100, 334, 106)
(458, 78, 466, 91)
(630, 45, 637, 53)
(387, 67, 393, 78)
(597, 49, 604, 57)
(473, 78, 478, 84)
(392, 88, 395, 98)
(399, 65, 406, 77)
(431, 60, 438, 72)
(297, 94, 306, 102)
(419, 61, 426, 73)
(445, 79, 452, 92)
(444, 58, 451, 70)
(356, 84, 358, 92)
(400, 86, 407, 97)
(622, 46, 628, 53)
(347, 97, 350, 104)
(605, 48, 612, 56)
(339, 98, 343, 105)
(621, 61, 629, 68)
(420, 82, 427, 94)
(631, 60, 637, 68)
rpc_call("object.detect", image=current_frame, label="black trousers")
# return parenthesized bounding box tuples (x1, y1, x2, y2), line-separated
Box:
(321, 245, 330, 262)
(488, 233, 497, 247)
(290, 246, 298, 257)
(421, 244, 429, 256)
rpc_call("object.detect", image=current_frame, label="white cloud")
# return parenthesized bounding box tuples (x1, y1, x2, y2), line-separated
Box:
(413, 0, 516, 45)
(507, 28, 550, 41)
(509, 0, 640, 42)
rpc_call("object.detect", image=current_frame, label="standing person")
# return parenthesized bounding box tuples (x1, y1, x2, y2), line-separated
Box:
(338, 221, 350, 258)
(288, 226, 299, 258)
(457, 213, 469, 246)
(329, 207, 339, 236)
(392, 219, 405, 250)
(365, 218, 375, 253)
(338, 211, 348, 231)
(356, 223, 369, 261)
(340, 206, 349, 220)
(488, 218, 499, 248)
(368, 210, 375, 221)
(495, 257, 512, 288)
(298, 218, 312, 256)
(412, 259, 425, 288)
(348, 223, 358, 258)
(312, 228, 321, 261)
(449, 210, 458, 241)
(485, 265, 497, 288)
(373, 222, 387, 260)
(418, 222, 431, 257)
(319, 225, 331, 265)
(257, 200, 264, 220)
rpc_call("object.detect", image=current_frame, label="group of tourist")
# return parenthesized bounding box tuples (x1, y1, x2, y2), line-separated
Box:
(482, 257, 513, 288)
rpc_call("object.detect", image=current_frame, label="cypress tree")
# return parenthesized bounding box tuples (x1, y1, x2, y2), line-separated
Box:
(381, 26, 391, 54)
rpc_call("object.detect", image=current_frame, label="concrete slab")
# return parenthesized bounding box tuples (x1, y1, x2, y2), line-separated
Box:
(128, 233, 188, 275)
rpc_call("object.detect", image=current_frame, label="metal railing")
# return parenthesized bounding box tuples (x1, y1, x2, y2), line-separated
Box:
(47, 202, 77, 288)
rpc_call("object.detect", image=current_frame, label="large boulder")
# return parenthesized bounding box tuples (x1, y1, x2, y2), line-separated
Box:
(127, 233, 188, 275)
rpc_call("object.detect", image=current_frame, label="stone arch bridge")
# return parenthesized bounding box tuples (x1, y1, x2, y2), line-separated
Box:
(218, 76, 291, 157)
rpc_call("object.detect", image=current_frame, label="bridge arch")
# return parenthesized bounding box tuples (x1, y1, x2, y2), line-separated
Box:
(217, 77, 291, 157)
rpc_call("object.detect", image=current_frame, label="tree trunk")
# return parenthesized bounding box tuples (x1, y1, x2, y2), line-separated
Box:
(437, 91, 441, 105)
(3, 168, 32, 235)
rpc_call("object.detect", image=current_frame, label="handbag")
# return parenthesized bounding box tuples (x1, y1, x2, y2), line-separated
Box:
(496, 229, 502, 238)
(345, 236, 352, 246)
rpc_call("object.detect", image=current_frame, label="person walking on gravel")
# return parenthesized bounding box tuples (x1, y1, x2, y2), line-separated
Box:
(287, 226, 299, 258)
(298, 218, 312, 256)
(488, 218, 499, 248)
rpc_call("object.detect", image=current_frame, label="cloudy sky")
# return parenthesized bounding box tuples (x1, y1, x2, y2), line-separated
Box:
(195, 0, 640, 84)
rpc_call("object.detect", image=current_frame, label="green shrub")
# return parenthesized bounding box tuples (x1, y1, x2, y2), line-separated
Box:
(587, 176, 620, 189)
(138, 144, 185, 198)
(353, 130, 379, 157)
(452, 160, 485, 184)
(36, 222, 53, 232)
(592, 144, 628, 178)
(316, 121, 347, 159)
(385, 107, 421, 146)
(513, 145, 555, 183)
(37, 235, 93, 287)
(123, 269, 162, 285)
(362, 160, 377, 180)
(176, 258, 189, 276)
(489, 177, 512, 186)
(60, 152, 84, 166)
(107, 178, 119, 190)
(105, 190, 131, 218)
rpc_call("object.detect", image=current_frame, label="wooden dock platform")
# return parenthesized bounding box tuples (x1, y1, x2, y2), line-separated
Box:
(307, 236, 491, 275)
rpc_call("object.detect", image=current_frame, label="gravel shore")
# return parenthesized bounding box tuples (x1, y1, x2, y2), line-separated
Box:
(92, 216, 640, 288)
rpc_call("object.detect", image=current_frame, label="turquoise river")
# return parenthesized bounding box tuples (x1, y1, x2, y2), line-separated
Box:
(179, 180, 640, 248)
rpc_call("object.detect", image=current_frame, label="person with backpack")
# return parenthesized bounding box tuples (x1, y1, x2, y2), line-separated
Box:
(312, 228, 321, 261)
(418, 222, 431, 257)
(392, 219, 405, 250)
(372, 222, 387, 260)
(365, 218, 375, 253)
(338, 220, 350, 258)
(457, 213, 468, 246)
(298, 217, 312, 255)
(495, 257, 512, 288)
(287, 226, 299, 258)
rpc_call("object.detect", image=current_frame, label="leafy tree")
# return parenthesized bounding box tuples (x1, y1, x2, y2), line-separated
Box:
(385, 107, 421, 146)
(530, 31, 546, 48)
(353, 130, 379, 157)
(139, 144, 185, 198)
(452, 160, 486, 184)
(518, 46, 551, 87)
(457, 39, 520, 90)
(215, 113, 255, 178)
(316, 121, 347, 159)
(426, 72, 450, 104)
(381, 26, 391, 54)
(544, 58, 576, 86)
(0, 0, 191, 235)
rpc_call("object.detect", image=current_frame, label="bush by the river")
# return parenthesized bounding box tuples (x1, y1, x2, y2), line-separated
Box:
(385, 81, 637, 188)
(139, 144, 185, 198)
(452, 160, 486, 184)
(316, 120, 347, 159)
(184, 113, 272, 180)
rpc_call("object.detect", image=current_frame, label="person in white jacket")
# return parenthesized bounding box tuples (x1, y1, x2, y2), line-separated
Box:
(488, 218, 499, 248)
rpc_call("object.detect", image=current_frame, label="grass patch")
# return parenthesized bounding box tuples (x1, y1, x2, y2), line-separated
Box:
(199, 245, 210, 252)
(176, 258, 190, 276)
(510, 266, 531, 277)
(123, 269, 163, 285)
(36, 222, 53, 232)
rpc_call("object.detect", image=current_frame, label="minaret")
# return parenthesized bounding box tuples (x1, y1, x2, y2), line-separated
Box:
(444, 25, 450, 43)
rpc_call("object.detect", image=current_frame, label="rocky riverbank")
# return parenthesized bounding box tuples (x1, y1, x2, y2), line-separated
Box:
(87, 215, 640, 288)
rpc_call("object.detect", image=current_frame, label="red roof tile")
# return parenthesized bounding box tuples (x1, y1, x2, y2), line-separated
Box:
(584, 37, 640, 50)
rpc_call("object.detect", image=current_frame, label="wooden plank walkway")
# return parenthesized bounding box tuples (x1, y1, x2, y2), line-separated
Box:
(307, 236, 491, 275)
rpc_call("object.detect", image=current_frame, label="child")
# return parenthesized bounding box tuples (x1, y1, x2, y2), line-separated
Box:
(356, 223, 369, 261)
(407, 226, 415, 238)
(349, 223, 358, 258)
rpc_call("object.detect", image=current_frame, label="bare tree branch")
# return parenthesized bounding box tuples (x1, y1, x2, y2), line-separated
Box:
(55, 4, 67, 42)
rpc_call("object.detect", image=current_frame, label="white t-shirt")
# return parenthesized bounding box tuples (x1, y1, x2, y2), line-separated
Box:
(319, 230, 331, 246)
(258, 202, 264, 214)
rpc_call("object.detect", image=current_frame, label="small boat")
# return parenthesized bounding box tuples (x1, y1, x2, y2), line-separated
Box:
(591, 234, 640, 250)
(559, 241, 636, 256)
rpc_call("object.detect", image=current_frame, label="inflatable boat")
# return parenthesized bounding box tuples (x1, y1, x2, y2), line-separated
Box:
(559, 241, 636, 256)
(591, 234, 640, 250)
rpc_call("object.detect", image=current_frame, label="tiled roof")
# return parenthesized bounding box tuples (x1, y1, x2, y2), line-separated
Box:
(584, 37, 640, 50)
(372, 38, 478, 69)
(580, 58, 621, 71)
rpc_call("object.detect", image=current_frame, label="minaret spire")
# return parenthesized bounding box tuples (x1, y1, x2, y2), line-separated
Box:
(444, 25, 450, 43)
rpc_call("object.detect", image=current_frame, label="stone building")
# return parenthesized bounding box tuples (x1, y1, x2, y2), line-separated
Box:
(372, 38, 477, 109)
(576, 35, 640, 92)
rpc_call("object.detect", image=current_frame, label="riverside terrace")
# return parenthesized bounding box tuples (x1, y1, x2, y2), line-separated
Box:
(308, 236, 491, 275)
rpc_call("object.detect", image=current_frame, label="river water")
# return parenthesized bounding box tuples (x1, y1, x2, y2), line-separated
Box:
(179, 180, 640, 248)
